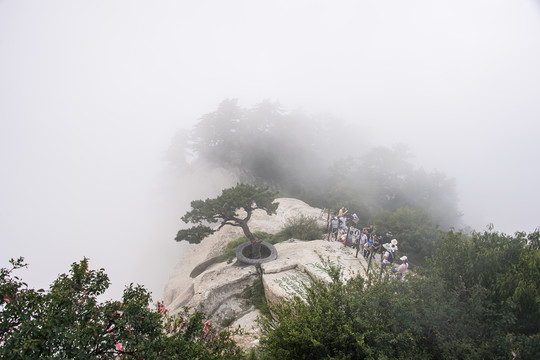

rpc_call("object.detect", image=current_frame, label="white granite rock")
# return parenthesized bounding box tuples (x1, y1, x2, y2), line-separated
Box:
(163, 197, 326, 313)
(163, 198, 373, 348)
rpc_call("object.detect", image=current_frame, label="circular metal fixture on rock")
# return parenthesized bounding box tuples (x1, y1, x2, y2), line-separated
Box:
(236, 241, 278, 265)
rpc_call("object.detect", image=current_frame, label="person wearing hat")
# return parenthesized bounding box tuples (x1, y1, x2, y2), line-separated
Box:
(398, 256, 408, 279)
(391, 238, 399, 252)
(382, 243, 396, 266)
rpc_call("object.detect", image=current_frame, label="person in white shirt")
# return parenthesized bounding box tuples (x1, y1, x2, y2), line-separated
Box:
(382, 243, 396, 266)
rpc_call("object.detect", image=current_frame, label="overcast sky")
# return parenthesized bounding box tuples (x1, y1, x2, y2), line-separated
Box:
(1, 0, 539, 300)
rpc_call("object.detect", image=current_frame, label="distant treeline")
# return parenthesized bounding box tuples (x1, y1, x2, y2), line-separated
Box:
(169, 99, 461, 230)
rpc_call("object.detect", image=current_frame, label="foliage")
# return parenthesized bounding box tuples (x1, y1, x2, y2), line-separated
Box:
(176, 183, 278, 259)
(176, 183, 278, 244)
(0, 258, 242, 359)
(242, 277, 270, 317)
(371, 206, 441, 266)
(175, 100, 461, 230)
(273, 214, 324, 242)
(429, 229, 540, 337)
(259, 260, 425, 359)
(258, 229, 540, 359)
(329, 146, 460, 229)
(187, 99, 351, 194)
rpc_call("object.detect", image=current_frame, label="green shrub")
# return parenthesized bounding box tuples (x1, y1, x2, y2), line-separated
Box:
(273, 214, 323, 242)
(0, 258, 243, 359)
(220, 318, 234, 328)
(242, 277, 270, 317)
(258, 230, 540, 359)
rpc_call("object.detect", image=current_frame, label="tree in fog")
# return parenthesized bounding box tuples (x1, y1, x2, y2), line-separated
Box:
(371, 206, 441, 265)
(174, 99, 461, 231)
(186, 99, 353, 193)
(191, 99, 243, 169)
(175, 183, 278, 259)
(329, 145, 461, 229)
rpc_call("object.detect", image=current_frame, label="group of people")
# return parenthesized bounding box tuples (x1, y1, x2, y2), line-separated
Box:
(328, 207, 409, 279)
(382, 239, 409, 279)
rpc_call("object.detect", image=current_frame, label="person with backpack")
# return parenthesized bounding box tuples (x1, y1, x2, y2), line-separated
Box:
(372, 234, 382, 261)
(382, 242, 397, 266)
(364, 235, 374, 258)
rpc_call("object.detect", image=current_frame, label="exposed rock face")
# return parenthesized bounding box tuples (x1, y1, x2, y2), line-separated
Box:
(163, 198, 326, 312)
(261, 240, 369, 304)
(163, 198, 371, 348)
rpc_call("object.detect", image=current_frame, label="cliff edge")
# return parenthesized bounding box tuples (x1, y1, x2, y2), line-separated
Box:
(163, 198, 371, 349)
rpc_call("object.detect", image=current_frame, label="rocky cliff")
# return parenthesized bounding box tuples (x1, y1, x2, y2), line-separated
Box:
(163, 198, 371, 348)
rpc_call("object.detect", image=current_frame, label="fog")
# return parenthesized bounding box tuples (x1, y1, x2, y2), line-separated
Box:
(1, 0, 539, 300)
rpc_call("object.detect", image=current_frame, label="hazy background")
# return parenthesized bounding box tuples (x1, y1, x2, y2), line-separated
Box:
(1, 0, 539, 300)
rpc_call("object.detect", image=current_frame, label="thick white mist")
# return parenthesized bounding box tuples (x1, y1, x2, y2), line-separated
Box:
(0, 120, 237, 300)
(2, 0, 540, 300)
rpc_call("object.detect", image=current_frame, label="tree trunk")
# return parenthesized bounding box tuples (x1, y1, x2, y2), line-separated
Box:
(251, 238, 262, 259)
(240, 223, 261, 259)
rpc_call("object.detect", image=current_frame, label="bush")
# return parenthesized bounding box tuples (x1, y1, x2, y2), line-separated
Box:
(258, 260, 424, 359)
(274, 215, 323, 243)
(371, 207, 441, 266)
(258, 230, 540, 359)
(0, 258, 243, 359)
(241, 277, 270, 317)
